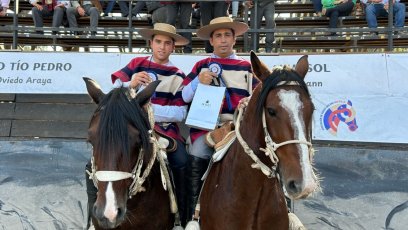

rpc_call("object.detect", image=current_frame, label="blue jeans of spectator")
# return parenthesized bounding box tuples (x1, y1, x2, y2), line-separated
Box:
(324, 0, 354, 29)
(365, 2, 406, 28)
(312, 0, 323, 12)
(99, 0, 132, 17)
(250, 1, 275, 52)
(232, 0, 239, 17)
(100, 0, 115, 16)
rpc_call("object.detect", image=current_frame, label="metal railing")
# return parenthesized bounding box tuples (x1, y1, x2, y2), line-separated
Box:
(3, 0, 408, 52)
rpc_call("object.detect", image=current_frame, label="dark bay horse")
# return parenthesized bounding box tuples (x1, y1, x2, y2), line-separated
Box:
(198, 52, 318, 230)
(83, 78, 175, 230)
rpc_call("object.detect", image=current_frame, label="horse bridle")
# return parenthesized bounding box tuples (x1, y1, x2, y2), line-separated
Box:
(234, 82, 313, 178)
(86, 103, 178, 214)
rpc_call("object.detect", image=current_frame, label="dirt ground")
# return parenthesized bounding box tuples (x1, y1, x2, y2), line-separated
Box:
(0, 140, 407, 230)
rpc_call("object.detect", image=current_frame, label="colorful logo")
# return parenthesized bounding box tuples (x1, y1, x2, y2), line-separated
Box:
(320, 100, 358, 136)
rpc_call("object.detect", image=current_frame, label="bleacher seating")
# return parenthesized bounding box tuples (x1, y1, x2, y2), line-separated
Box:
(1, 0, 408, 52)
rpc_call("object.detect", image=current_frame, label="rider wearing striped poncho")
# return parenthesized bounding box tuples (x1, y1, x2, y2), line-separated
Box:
(181, 16, 257, 223)
(84, 23, 190, 228)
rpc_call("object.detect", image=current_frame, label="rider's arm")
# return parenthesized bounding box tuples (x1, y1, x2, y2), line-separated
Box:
(181, 77, 199, 103)
(152, 104, 187, 122)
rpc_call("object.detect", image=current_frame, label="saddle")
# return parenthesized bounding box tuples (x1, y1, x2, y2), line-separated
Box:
(154, 128, 177, 153)
(205, 121, 235, 151)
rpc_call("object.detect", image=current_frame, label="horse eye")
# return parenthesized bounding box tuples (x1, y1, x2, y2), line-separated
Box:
(267, 108, 277, 117)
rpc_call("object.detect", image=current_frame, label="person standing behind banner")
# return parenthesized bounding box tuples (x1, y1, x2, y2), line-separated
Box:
(83, 23, 190, 228)
(0, 0, 10, 17)
(66, 0, 101, 36)
(181, 16, 257, 221)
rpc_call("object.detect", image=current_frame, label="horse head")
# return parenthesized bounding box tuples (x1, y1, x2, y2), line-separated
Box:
(84, 77, 160, 229)
(246, 52, 318, 200)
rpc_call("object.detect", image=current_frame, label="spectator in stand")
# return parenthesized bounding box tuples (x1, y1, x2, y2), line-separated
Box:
(322, 0, 355, 35)
(312, 0, 323, 16)
(53, 1, 74, 34)
(66, 0, 101, 36)
(245, 0, 275, 53)
(361, 0, 406, 35)
(146, 1, 177, 25)
(99, 0, 129, 17)
(176, 2, 193, 53)
(200, 1, 230, 53)
(231, 0, 239, 19)
(0, 0, 10, 17)
(131, 1, 147, 18)
(142, 2, 194, 53)
(30, 0, 75, 34)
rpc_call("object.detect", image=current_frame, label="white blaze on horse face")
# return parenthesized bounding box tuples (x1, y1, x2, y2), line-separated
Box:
(104, 182, 119, 222)
(278, 89, 316, 195)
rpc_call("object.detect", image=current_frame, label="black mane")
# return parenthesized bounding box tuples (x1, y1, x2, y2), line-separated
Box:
(93, 87, 151, 168)
(256, 66, 310, 117)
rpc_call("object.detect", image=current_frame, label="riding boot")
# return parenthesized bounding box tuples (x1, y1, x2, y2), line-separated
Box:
(171, 166, 187, 227)
(85, 160, 98, 229)
(186, 155, 210, 221)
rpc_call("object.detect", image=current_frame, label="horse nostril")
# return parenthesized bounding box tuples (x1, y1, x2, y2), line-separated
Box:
(92, 205, 97, 218)
(117, 207, 125, 220)
(287, 180, 301, 194)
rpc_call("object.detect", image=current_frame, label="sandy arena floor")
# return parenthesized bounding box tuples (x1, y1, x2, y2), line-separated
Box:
(0, 140, 407, 230)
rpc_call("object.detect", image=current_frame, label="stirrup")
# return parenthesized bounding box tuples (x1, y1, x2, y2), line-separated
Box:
(288, 212, 307, 230)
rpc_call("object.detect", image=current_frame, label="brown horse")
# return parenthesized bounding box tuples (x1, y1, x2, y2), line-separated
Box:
(84, 78, 175, 230)
(199, 52, 318, 230)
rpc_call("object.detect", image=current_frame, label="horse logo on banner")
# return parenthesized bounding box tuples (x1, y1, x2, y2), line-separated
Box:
(321, 100, 358, 136)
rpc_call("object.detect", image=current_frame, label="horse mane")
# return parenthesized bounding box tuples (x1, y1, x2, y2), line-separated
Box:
(256, 65, 310, 117)
(93, 87, 152, 168)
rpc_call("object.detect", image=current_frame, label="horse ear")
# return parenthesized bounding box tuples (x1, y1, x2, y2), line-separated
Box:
(83, 77, 105, 104)
(294, 55, 309, 79)
(250, 51, 271, 82)
(135, 80, 161, 106)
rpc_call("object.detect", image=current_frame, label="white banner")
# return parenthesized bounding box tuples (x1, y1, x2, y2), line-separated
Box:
(0, 52, 120, 94)
(386, 53, 408, 97)
(0, 52, 407, 144)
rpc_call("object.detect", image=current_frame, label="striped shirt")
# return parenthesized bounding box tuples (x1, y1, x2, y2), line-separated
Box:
(112, 56, 187, 142)
(182, 54, 257, 143)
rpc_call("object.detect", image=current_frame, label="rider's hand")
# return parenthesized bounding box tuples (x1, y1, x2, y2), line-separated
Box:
(198, 71, 217, 85)
(130, 72, 152, 89)
(33, 3, 43, 11)
(77, 6, 85, 16)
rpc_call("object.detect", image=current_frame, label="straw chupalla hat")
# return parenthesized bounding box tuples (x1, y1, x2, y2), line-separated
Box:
(138, 23, 189, 46)
(196, 16, 249, 40)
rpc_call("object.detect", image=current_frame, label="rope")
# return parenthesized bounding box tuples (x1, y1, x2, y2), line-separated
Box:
(234, 97, 313, 178)
(235, 98, 277, 178)
(145, 103, 179, 216)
